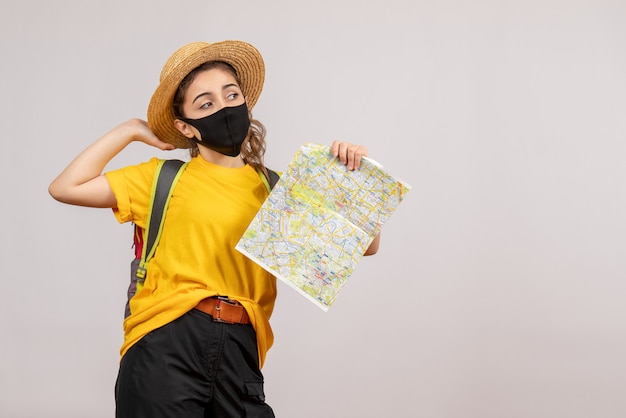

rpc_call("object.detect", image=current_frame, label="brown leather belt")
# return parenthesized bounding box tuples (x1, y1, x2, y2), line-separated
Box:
(195, 297, 250, 324)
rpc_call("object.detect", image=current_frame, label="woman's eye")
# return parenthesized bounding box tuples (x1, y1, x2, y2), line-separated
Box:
(227, 93, 239, 100)
(199, 101, 212, 109)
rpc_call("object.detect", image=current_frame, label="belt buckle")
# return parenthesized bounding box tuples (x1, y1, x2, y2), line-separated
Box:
(214, 298, 235, 324)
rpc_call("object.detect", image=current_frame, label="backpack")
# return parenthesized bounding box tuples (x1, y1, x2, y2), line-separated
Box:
(124, 159, 280, 318)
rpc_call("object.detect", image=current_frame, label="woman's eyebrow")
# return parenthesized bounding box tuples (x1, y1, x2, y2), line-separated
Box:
(222, 83, 239, 91)
(191, 83, 240, 104)
(192, 92, 213, 104)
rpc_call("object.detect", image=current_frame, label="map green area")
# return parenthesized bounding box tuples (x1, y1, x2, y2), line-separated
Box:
(236, 143, 411, 311)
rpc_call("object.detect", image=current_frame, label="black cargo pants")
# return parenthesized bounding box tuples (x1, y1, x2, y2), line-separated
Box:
(115, 308, 274, 417)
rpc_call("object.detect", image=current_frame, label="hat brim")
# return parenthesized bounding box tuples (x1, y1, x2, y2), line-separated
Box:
(147, 40, 265, 149)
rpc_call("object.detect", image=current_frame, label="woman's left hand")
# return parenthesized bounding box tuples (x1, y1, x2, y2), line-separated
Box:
(331, 141, 368, 171)
(330, 140, 380, 255)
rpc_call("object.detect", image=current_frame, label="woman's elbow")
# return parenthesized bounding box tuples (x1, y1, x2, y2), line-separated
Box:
(363, 233, 381, 256)
(48, 175, 115, 207)
(48, 181, 66, 203)
(364, 247, 379, 256)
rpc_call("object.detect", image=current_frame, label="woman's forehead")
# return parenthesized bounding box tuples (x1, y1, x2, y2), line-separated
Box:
(190, 67, 240, 88)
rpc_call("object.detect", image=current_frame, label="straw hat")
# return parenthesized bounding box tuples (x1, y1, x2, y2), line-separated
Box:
(147, 40, 265, 148)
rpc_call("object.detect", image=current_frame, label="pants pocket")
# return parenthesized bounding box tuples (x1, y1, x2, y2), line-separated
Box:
(243, 380, 275, 417)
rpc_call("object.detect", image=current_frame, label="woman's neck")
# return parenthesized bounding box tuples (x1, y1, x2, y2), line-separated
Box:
(197, 146, 245, 168)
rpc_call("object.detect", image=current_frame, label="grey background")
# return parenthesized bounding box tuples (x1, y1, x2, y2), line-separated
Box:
(2, 1, 625, 417)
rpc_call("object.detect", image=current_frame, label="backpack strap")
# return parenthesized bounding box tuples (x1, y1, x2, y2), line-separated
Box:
(267, 168, 280, 190)
(135, 159, 187, 284)
(136, 162, 275, 283)
(257, 167, 280, 192)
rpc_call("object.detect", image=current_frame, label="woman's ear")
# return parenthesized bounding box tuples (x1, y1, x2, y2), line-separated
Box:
(174, 119, 196, 138)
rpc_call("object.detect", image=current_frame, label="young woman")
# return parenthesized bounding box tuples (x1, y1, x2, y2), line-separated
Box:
(49, 40, 379, 417)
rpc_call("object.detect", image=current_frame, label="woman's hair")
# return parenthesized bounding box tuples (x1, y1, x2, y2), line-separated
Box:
(172, 61, 268, 175)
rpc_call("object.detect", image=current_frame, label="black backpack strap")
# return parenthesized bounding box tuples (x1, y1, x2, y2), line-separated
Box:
(136, 159, 187, 282)
(135, 161, 272, 283)
(145, 159, 186, 256)
(266, 168, 280, 190)
(257, 167, 281, 192)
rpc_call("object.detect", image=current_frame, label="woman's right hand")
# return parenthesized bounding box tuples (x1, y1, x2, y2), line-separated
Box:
(124, 118, 175, 151)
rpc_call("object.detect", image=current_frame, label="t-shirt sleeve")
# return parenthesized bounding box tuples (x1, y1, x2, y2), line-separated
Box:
(104, 158, 160, 227)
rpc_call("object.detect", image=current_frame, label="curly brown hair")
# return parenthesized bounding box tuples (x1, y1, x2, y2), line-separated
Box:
(172, 61, 268, 176)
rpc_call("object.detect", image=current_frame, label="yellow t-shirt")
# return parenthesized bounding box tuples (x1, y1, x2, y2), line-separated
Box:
(105, 156, 277, 368)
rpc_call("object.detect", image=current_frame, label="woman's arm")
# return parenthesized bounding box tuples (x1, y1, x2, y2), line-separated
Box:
(364, 233, 380, 256)
(48, 119, 174, 208)
(331, 140, 381, 256)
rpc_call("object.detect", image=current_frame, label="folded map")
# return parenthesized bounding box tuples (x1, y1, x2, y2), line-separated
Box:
(236, 142, 411, 311)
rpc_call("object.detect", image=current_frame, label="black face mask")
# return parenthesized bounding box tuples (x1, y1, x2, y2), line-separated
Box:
(179, 102, 250, 157)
